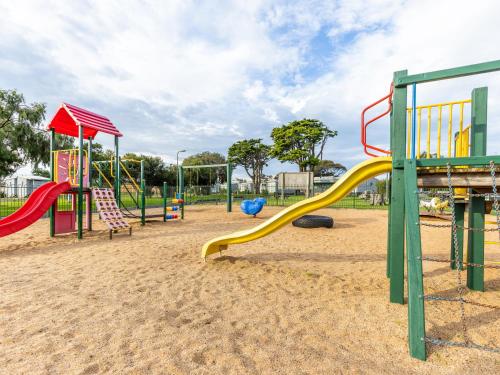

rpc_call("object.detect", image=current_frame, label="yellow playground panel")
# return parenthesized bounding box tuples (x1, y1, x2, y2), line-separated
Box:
(406, 99, 471, 159)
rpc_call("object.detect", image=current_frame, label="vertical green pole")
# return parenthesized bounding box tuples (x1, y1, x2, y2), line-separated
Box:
(140, 160, 145, 226)
(467, 87, 487, 291)
(404, 159, 427, 361)
(87, 137, 93, 231)
(77, 126, 84, 239)
(386, 173, 392, 277)
(163, 181, 167, 222)
(389, 70, 408, 304)
(179, 166, 185, 219)
(227, 163, 232, 213)
(114, 136, 120, 207)
(450, 203, 465, 269)
(49, 129, 56, 237)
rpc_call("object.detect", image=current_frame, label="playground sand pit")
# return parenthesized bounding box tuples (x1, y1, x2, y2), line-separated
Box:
(0, 205, 499, 374)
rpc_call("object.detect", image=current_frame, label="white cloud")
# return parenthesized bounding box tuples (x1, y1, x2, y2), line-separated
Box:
(1, 0, 499, 175)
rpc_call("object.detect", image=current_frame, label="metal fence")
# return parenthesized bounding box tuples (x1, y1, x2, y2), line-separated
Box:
(0, 182, 389, 219)
(184, 183, 389, 210)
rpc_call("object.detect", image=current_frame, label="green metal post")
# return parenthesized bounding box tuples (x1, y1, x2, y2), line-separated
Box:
(87, 137, 93, 231)
(404, 159, 427, 361)
(450, 203, 465, 270)
(140, 160, 145, 226)
(179, 166, 185, 219)
(227, 163, 232, 213)
(114, 136, 120, 207)
(163, 182, 167, 222)
(389, 70, 408, 304)
(386, 172, 392, 277)
(467, 87, 487, 291)
(77, 126, 84, 239)
(49, 129, 56, 237)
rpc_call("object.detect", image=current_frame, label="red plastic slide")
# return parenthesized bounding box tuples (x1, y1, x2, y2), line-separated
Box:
(0, 181, 71, 237)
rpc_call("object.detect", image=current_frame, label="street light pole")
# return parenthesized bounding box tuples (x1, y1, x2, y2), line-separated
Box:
(176, 149, 186, 192)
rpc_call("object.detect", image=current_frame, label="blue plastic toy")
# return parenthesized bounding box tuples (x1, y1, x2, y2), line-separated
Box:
(240, 198, 266, 217)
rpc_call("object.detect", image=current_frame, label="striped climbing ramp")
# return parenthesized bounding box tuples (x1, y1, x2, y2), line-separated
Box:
(92, 188, 132, 239)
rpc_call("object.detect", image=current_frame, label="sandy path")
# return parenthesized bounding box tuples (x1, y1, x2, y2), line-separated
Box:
(0, 205, 498, 374)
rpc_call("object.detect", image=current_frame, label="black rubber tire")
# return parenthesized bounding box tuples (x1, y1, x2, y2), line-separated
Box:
(292, 215, 334, 229)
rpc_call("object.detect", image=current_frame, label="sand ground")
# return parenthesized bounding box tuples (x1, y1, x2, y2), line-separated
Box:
(0, 205, 499, 374)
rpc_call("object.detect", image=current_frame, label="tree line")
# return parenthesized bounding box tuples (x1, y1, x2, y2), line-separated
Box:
(1, 88, 346, 193)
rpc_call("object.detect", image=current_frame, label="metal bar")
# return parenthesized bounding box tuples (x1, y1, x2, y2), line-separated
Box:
(49, 129, 56, 237)
(114, 137, 120, 207)
(411, 83, 417, 159)
(395, 60, 500, 87)
(404, 159, 427, 360)
(181, 164, 228, 169)
(450, 203, 465, 270)
(415, 155, 500, 167)
(88, 137, 93, 232)
(227, 163, 232, 212)
(179, 166, 185, 219)
(163, 182, 167, 222)
(426, 108, 431, 159)
(437, 105, 442, 158)
(141, 160, 145, 226)
(77, 126, 84, 239)
(417, 108, 422, 158)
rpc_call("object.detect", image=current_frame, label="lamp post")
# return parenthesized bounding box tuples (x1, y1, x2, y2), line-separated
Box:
(176, 149, 186, 191)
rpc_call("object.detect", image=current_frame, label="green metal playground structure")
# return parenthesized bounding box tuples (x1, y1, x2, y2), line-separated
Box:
(362, 60, 500, 360)
(178, 163, 233, 213)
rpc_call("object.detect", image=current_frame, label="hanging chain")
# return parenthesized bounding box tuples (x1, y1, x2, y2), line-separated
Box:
(447, 163, 470, 344)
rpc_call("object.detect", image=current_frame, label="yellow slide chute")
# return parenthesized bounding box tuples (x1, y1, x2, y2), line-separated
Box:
(202, 157, 393, 258)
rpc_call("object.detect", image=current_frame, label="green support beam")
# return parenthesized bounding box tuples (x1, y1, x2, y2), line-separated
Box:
(389, 70, 407, 304)
(182, 163, 228, 169)
(467, 88, 488, 291)
(163, 182, 167, 222)
(179, 166, 185, 219)
(227, 163, 232, 213)
(395, 60, 500, 87)
(140, 160, 146, 226)
(412, 155, 500, 168)
(404, 159, 427, 361)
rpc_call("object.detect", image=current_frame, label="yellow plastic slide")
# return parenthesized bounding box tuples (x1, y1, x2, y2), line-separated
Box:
(201, 157, 392, 258)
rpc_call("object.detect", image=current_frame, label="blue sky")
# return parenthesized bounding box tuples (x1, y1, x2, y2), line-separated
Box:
(1, 0, 499, 179)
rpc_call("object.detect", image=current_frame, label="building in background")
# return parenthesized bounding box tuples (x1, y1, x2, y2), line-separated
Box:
(0, 174, 50, 197)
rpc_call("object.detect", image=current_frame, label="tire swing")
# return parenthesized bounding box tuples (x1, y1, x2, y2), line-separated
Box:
(292, 215, 334, 229)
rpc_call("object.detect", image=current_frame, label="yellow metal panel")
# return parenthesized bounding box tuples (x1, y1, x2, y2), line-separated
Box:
(201, 157, 393, 258)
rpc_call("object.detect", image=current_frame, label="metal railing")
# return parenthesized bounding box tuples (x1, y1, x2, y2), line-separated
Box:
(406, 99, 471, 159)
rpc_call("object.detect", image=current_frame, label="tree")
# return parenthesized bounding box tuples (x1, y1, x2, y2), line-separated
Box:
(0, 89, 74, 179)
(270, 119, 337, 172)
(31, 166, 50, 178)
(313, 160, 346, 177)
(228, 139, 271, 194)
(121, 153, 175, 187)
(182, 152, 227, 186)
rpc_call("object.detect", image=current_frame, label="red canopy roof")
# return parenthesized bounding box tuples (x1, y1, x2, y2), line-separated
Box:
(47, 103, 122, 139)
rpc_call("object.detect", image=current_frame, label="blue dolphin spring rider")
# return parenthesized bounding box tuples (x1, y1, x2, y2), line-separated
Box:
(240, 198, 267, 217)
